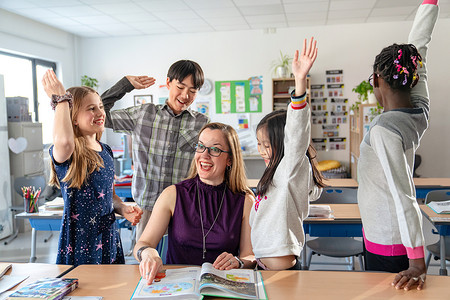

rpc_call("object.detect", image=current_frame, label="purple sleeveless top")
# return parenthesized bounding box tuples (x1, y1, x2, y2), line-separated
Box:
(167, 176, 245, 265)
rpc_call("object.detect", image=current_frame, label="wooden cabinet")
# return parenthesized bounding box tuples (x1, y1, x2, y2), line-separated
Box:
(272, 77, 310, 111)
(349, 103, 377, 178)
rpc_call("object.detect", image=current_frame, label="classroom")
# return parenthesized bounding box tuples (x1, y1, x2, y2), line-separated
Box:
(1, 0, 450, 299)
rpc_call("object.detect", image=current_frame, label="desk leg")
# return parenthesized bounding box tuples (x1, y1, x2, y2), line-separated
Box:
(439, 235, 447, 276)
(30, 228, 37, 263)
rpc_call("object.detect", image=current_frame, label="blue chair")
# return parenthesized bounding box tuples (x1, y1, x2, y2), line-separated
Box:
(425, 190, 450, 268)
(306, 187, 364, 270)
(155, 234, 168, 264)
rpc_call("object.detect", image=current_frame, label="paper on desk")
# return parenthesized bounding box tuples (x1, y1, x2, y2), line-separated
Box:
(63, 297, 103, 299)
(0, 275, 28, 295)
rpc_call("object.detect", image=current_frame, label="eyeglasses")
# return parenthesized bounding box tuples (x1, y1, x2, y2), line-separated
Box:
(368, 73, 378, 87)
(195, 143, 230, 157)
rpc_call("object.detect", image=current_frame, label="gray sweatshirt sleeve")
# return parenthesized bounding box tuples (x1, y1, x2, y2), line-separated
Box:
(408, 3, 439, 118)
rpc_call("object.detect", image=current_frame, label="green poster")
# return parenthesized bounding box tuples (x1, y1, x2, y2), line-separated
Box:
(215, 80, 261, 113)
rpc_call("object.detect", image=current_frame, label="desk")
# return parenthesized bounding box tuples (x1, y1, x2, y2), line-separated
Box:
(303, 204, 362, 269)
(2, 262, 72, 291)
(414, 178, 450, 199)
(63, 264, 450, 299)
(114, 185, 132, 199)
(16, 208, 130, 263)
(420, 204, 450, 276)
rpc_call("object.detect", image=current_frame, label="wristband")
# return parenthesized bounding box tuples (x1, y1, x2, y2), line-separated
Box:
(51, 91, 73, 110)
(234, 256, 244, 269)
(137, 246, 151, 262)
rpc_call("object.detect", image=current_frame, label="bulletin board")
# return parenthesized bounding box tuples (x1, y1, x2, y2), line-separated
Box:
(215, 80, 262, 113)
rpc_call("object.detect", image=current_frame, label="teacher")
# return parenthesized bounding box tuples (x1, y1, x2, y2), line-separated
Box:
(134, 122, 255, 284)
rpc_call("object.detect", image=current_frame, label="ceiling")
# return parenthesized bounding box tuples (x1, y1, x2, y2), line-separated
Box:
(1, 0, 449, 38)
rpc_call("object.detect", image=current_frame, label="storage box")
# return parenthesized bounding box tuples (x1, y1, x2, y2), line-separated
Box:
(6, 96, 31, 122)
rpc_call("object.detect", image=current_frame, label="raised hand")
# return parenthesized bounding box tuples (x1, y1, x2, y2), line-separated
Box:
(292, 37, 318, 80)
(125, 75, 156, 90)
(42, 69, 66, 98)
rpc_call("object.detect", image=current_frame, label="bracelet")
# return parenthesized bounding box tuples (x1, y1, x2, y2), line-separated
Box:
(136, 246, 151, 262)
(51, 91, 73, 110)
(234, 256, 244, 269)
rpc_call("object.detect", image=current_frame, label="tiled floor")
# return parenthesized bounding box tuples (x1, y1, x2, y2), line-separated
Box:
(0, 219, 446, 275)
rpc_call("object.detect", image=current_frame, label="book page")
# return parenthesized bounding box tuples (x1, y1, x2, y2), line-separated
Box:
(199, 263, 258, 299)
(131, 267, 201, 299)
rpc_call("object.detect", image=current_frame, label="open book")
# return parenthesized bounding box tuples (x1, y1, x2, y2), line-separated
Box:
(131, 263, 267, 300)
(427, 200, 450, 214)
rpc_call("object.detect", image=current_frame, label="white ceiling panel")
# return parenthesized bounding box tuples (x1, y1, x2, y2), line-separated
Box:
(195, 7, 242, 18)
(90, 3, 144, 14)
(112, 13, 159, 23)
(134, 0, 190, 12)
(329, 0, 376, 11)
(151, 9, 199, 21)
(284, 2, 329, 13)
(237, 4, 284, 16)
(328, 9, 371, 20)
(0, 0, 446, 38)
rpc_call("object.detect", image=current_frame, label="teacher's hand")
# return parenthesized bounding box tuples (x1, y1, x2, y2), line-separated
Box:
(213, 252, 239, 270)
(139, 248, 163, 285)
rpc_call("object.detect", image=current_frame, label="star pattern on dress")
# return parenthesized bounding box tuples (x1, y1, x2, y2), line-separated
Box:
(98, 190, 105, 199)
(96, 242, 103, 251)
(89, 217, 96, 225)
(71, 213, 80, 220)
(66, 245, 73, 253)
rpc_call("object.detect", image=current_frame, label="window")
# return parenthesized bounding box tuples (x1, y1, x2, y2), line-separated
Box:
(0, 51, 56, 145)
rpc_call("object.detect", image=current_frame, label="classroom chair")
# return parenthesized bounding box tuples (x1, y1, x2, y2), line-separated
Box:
(424, 190, 450, 268)
(155, 234, 168, 265)
(306, 187, 364, 271)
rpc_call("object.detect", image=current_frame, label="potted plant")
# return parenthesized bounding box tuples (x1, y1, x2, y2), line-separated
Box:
(81, 75, 99, 89)
(351, 80, 374, 112)
(271, 51, 292, 78)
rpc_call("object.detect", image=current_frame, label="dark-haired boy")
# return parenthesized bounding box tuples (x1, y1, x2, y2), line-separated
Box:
(101, 60, 209, 239)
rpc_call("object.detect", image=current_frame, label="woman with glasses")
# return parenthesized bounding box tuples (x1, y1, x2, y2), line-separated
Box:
(134, 122, 255, 284)
(358, 0, 439, 291)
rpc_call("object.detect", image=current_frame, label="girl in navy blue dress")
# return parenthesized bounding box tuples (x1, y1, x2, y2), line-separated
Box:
(43, 70, 142, 266)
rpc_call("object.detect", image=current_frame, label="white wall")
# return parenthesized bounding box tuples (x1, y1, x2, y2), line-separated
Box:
(78, 19, 450, 178)
(0, 9, 78, 89)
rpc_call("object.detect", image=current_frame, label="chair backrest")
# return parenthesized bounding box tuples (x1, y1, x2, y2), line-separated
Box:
(155, 234, 168, 265)
(13, 176, 47, 197)
(314, 187, 358, 204)
(425, 189, 450, 204)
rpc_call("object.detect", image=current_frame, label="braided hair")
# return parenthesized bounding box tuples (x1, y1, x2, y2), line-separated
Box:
(373, 43, 422, 91)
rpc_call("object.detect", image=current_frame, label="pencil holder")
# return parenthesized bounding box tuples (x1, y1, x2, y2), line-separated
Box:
(24, 195, 38, 213)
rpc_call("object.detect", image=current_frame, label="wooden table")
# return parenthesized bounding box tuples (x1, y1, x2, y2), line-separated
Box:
(62, 264, 450, 299)
(2, 262, 73, 291)
(420, 204, 450, 276)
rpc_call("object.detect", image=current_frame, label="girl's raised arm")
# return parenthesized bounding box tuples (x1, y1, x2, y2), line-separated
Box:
(42, 69, 74, 163)
(292, 37, 318, 97)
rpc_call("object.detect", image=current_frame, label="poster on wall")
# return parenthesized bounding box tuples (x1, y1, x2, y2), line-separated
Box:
(195, 100, 210, 117)
(238, 114, 250, 129)
(158, 85, 169, 105)
(215, 80, 262, 113)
